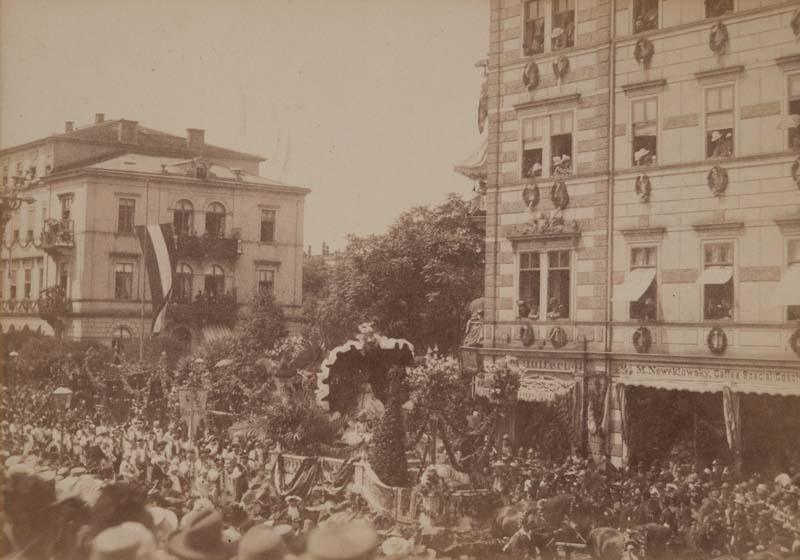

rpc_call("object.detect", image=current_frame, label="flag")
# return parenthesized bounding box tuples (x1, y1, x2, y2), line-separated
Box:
(136, 223, 176, 334)
(477, 72, 489, 133)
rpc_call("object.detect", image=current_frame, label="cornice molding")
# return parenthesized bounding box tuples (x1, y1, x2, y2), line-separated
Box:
(691, 222, 745, 237)
(513, 93, 581, 113)
(775, 216, 800, 234)
(620, 226, 666, 240)
(620, 78, 667, 96)
(775, 54, 800, 70)
(693, 65, 745, 82)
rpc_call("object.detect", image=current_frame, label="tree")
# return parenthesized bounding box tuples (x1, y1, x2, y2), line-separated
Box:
(305, 194, 483, 353)
(370, 366, 410, 487)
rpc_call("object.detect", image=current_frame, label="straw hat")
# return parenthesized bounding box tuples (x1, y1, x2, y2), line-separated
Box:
(306, 521, 378, 560)
(89, 522, 157, 560)
(237, 526, 286, 560)
(167, 509, 232, 560)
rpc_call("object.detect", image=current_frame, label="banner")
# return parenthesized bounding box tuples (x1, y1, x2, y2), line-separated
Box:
(135, 223, 176, 334)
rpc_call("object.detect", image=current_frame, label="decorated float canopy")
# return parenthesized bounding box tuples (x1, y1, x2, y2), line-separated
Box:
(315, 326, 414, 412)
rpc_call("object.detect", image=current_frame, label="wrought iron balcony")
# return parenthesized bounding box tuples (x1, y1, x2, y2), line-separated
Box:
(175, 233, 241, 261)
(167, 291, 238, 326)
(40, 219, 75, 256)
(0, 298, 40, 314)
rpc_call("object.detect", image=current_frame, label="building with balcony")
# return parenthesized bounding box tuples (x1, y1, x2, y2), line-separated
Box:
(460, 0, 800, 472)
(1, 114, 309, 352)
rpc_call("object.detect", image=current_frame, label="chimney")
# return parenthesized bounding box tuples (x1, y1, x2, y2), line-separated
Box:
(94, 113, 105, 124)
(186, 128, 205, 150)
(118, 120, 139, 144)
(64, 121, 74, 132)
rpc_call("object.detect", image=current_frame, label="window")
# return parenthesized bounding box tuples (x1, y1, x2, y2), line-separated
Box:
(174, 263, 193, 303)
(115, 263, 134, 300)
(518, 252, 541, 318)
(58, 262, 68, 292)
(204, 265, 225, 299)
(118, 198, 135, 233)
(705, 0, 733, 18)
(787, 239, 800, 321)
(205, 202, 225, 238)
(260, 209, 276, 243)
(522, 117, 545, 179)
(787, 74, 800, 151)
(173, 199, 194, 236)
(633, 0, 658, 33)
(705, 84, 734, 158)
(9, 262, 17, 300)
(547, 250, 571, 319)
(702, 242, 734, 320)
(258, 268, 275, 296)
(632, 97, 658, 166)
(629, 247, 657, 320)
(551, 0, 575, 51)
(111, 326, 133, 353)
(550, 112, 573, 175)
(516, 250, 571, 320)
(26, 206, 35, 242)
(523, 0, 545, 55)
(23, 262, 32, 299)
(60, 195, 73, 221)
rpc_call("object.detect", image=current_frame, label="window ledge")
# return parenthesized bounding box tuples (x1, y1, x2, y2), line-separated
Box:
(775, 54, 800, 70)
(692, 222, 744, 237)
(109, 251, 141, 259)
(254, 259, 281, 267)
(513, 93, 581, 113)
(620, 226, 666, 240)
(507, 229, 581, 244)
(775, 216, 800, 234)
(694, 65, 745, 83)
(620, 79, 667, 96)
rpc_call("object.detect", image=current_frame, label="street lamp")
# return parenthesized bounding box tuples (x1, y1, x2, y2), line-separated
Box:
(52, 387, 73, 467)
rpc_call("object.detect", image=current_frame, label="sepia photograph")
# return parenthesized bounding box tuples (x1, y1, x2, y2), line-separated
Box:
(2, 0, 800, 559)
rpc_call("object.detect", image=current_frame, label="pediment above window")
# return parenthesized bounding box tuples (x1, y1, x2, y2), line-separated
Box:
(621, 79, 666, 97)
(513, 93, 581, 114)
(692, 222, 744, 238)
(775, 216, 800, 234)
(620, 226, 666, 242)
(694, 65, 744, 83)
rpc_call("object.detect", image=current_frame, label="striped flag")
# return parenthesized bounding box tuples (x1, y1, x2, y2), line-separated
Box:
(136, 223, 176, 334)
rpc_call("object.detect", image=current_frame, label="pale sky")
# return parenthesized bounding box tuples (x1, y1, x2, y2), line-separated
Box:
(0, 0, 488, 251)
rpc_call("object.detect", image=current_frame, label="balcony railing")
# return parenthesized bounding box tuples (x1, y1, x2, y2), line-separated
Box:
(0, 299, 39, 314)
(40, 219, 75, 254)
(38, 285, 72, 317)
(167, 291, 237, 326)
(175, 234, 241, 261)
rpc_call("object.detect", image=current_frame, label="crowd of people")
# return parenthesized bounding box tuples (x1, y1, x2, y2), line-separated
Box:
(488, 442, 800, 558)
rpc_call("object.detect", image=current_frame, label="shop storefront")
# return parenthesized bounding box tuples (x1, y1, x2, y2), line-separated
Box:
(611, 359, 800, 475)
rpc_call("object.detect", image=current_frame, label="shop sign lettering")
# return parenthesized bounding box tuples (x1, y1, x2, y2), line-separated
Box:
(615, 363, 800, 385)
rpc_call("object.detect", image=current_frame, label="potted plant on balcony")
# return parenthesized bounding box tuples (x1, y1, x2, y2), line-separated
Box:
(484, 357, 522, 405)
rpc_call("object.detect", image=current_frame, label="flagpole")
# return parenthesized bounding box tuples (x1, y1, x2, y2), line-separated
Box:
(140, 180, 149, 361)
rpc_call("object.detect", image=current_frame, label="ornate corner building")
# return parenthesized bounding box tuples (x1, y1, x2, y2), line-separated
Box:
(1, 114, 309, 351)
(459, 0, 800, 472)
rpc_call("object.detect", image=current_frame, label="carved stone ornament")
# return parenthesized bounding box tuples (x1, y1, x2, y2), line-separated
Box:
(709, 21, 729, 55)
(707, 326, 728, 356)
(521, 325, 536, 347)
(523, 60, 540, 91)
(553, 56, 570, 80)
(551, 181, 570, 210)
(791, 328, 800, 358)
(522, 184, 540, 209)
(634, 36, 655, 66)
(791, 157, 800, 189)
(707, 166, 729, 197)
(632, 326, 652, 354)
(548, 326, 568, 349)
(635, 174, 652, 203)
(792, 8, 800, 39)
(507, 210, 579, 238)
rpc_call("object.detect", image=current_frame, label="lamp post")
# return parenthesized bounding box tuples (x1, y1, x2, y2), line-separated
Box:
(52, 387, 73, 467)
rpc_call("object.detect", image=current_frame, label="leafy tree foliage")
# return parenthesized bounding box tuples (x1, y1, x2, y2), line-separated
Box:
(370, 366, 410, 487)
(305, 194, 483, 353)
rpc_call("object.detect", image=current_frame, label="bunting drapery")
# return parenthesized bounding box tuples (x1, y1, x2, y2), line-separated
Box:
(616, 383, 627, 446)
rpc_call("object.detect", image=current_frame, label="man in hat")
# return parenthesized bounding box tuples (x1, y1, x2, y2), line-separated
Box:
(167, 509, 233, 560)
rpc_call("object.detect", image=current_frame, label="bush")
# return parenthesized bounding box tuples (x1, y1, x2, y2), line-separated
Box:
(370, 366, 410, 487)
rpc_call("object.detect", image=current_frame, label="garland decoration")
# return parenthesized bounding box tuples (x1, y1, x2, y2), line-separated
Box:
(791, 157, 800, 189)
(709, 21, 729, 55)
(551, 181, 570, 210)
(634, 36, 655, 66)
(553, 56, 570, 80)
(523, 60, 540, 91)
(707, 326, 728, 356)
(707, 166, 729, 197)
(522, 185, 540, 209)
(549, 327, 568, 349)
(632, 326, 653, 354)
(635, 174, 652, 203)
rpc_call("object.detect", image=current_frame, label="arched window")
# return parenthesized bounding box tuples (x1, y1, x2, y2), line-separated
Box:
(204, 264, 225, 300)
(174, 263, 193, 303)
(173, 200, 194, 236)
(205, 202, 225, 238)
(111, 326, 133, 352)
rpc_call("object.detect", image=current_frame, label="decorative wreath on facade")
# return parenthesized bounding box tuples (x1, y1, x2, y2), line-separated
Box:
(709, 21, 729, 55)
(523, 60, 540, 91)
(522, 185, 540, 209)
(791, 157, 800, 189)
(707, 326, 728, 356)
(553, 56, 570, 80)
(635, 174, 652, 203)
(707, 166, 729, 197)
(551, 181, 570, 210)
(634, 37, 655, 66)
(548, 326, 568, 349)
(791, 8, 800, 39)
(632, 326, 653, 354)
(521, 325, 536, 347)
(790, 328, 800, 357)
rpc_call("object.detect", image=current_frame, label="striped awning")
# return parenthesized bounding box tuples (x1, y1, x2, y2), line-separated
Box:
(203, 325, 233, 344)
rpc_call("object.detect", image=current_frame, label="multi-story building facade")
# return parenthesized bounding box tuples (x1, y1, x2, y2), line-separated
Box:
(1, 115, 308, 351)
(461, 0, 800, 471)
